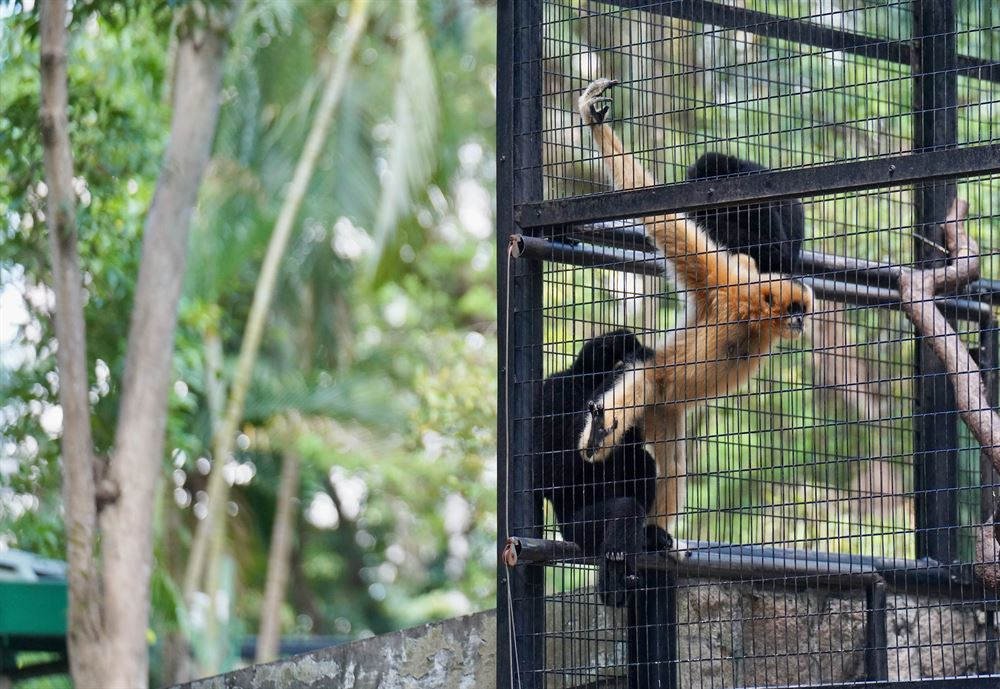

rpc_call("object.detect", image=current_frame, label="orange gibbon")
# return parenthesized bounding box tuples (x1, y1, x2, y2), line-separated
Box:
(575, 78, 814, 547)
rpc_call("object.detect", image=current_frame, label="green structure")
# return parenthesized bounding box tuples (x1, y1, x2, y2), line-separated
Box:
(0, 550, 68, 685)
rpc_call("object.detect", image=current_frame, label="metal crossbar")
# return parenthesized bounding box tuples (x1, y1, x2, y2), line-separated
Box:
(604, 0, 1000, 84)
(516, 145, 1000, 228)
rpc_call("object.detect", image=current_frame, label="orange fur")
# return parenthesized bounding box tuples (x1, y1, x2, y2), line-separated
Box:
(576, 79, 813, 535)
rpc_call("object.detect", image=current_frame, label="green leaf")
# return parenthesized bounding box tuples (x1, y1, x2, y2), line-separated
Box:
(366, 0, 439, 281)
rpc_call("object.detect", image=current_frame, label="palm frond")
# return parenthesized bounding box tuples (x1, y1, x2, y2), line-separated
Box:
(366, 0, 439, 279)
(243, 365, 410, 429)
(240, 0, 295, 38)
(185, 159, 272, 303)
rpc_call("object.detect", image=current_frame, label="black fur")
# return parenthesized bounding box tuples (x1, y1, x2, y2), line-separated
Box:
(687, 152, 805, 274)
(535, 329, 670, 607)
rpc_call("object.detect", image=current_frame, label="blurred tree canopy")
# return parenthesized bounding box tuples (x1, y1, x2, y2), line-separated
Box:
(1, 0, 497, 683)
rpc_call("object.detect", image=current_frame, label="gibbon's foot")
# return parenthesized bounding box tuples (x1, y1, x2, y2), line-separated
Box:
(581, 401, 618, 463)
(644, 524, 673, 552)
(578, 78, 620, 125)
(600, 547, 641, 607)
(601, 528, 676, 606)
(599, 515, 650, 607)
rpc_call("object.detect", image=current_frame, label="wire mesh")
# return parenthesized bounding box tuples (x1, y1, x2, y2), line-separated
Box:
(500, 2, 1000, 688)
(536, 1, 1000, 200)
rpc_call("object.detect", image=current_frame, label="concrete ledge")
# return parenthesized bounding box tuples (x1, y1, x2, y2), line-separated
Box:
(174, 581, 996, 689)
(174, 611, 495, 689)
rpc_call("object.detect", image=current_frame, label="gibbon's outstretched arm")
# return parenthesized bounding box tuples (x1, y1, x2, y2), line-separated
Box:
(576, 78, 813, 464)
(578, 79, 755, 311)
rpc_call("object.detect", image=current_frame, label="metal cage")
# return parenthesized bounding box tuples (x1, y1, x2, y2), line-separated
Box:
(497, 2, 1000, 688)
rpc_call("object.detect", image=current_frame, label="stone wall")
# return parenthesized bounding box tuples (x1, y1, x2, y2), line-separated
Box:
(175, 581, 996, 689)
(543, 582, 995, 688)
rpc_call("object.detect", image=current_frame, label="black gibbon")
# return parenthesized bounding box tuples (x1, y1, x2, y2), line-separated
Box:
(576, 78, 813, 542)
(536, 329, 670, 607)
(687, 152, 805, 274)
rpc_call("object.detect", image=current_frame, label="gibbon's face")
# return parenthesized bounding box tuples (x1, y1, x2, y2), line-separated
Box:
(753, 276, 813, 339)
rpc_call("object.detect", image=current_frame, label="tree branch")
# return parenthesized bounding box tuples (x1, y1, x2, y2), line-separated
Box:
(38, 1, 105, 683)
(896, 199, 1000, 587)
(256, 419, 302, 663)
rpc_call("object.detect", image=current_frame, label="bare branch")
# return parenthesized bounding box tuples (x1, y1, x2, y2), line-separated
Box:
(256, 422, 302, 663)
(896, 199, 1000, 587)
(902, 199, 977, 295)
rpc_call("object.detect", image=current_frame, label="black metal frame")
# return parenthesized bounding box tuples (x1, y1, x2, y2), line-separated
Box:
(498, 1, 1000, 687)
(497, 2, 546, 687)
(912, 0, 963, 565)
(516, 146, 1000, 228)
(613, 0, 1000, 84)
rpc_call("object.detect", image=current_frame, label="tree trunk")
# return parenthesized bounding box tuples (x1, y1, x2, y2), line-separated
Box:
(183, 0, 371, 608)
(38, 1, 104, 685)
(255, 448, 302, 663)
(98, 4, 240, 686)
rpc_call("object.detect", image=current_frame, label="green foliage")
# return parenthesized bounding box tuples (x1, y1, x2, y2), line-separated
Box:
(3, 0, 498, 681)
(1, 2, 174, 546)
(170, 1, 496, 671)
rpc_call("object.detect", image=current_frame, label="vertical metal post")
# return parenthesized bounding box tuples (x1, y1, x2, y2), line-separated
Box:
(987, 609, 999, 676)
(863, 581, 889, 681)
(628, 568, 678, 689)
(497, 1, 545, 688)
(911, 0, 960, 564)
(495, 5, 515, 685)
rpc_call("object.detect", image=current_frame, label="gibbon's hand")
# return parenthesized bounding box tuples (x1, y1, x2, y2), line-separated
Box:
(644, 524, 673, 552)
(578, 77, 619, 125)
(580, 400, 618, 463)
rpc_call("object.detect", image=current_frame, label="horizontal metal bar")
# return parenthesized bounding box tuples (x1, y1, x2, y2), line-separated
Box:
(963, 278, 1000, 304)
(508, 535, 881, 589)
(504, 536, 582, 565)
(649, 546, 886, 590)
(566, 224, 1000, 307)
(506, 537, 1000, 602)
(803, 276, 993, 323)
(511, 234, 995, 322)
(516, 145, 1000, 228)
(799, 248, 900, 289)
(817, 679, 1000, 689)
(680, 540, 992, 599)
(512, 233, 666, 276)
(603, 0, 1000, 83)
(568, 223, 654, 253)
(511, 233, 665, 277)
